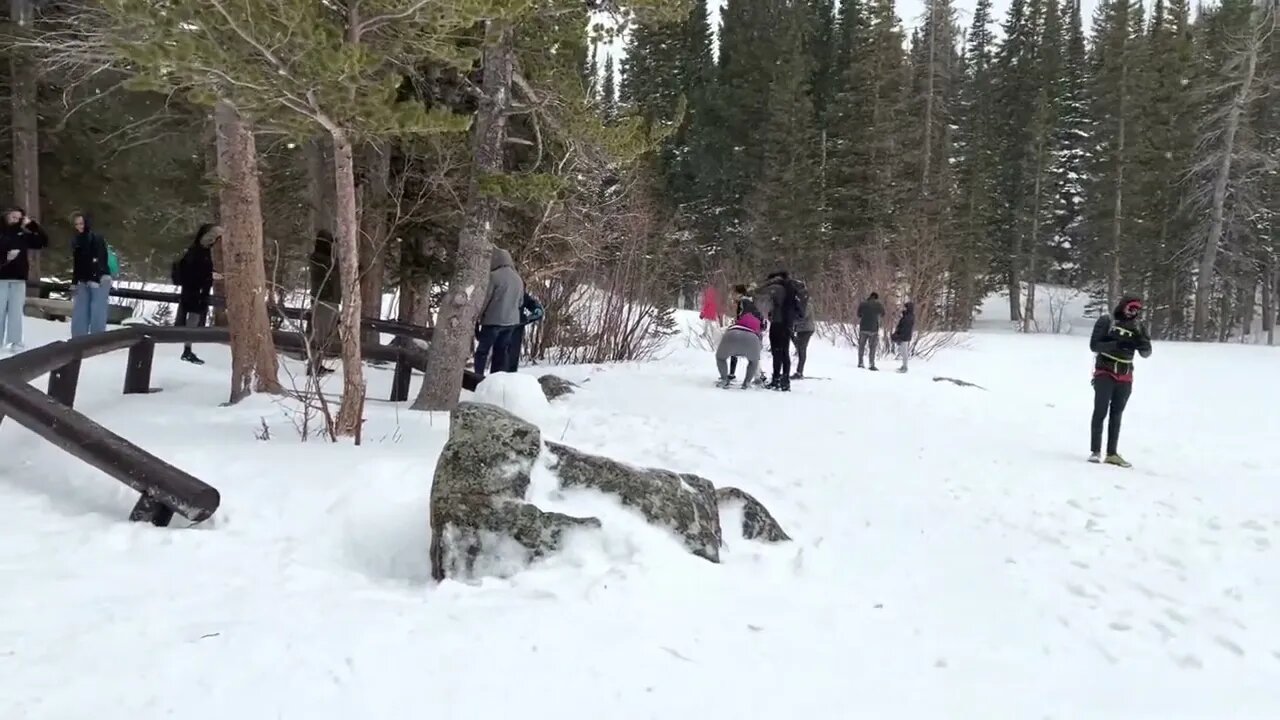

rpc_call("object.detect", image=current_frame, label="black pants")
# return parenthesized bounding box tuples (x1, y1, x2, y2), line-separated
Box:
(506, 324, 526, 373)
(474, 325, 516, 378)
(177, 304, 207, 354)
(769, 322, 792, 381)
(793, 331, 813, 375)
(1090, 374, 1133, 455)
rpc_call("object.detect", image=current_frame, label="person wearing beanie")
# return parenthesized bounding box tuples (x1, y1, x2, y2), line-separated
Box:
(1087, 295, 1152, 467)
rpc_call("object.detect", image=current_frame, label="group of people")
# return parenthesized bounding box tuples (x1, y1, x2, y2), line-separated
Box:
(709, 274, 916, 391)
(0, 208, 127, 352)
(473, 246, 544, 378)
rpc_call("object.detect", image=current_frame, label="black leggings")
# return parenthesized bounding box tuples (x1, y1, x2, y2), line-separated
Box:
(1091, 374, 1133, 455)
(769, 322, 792, 380)
(793, 331, 813, 375)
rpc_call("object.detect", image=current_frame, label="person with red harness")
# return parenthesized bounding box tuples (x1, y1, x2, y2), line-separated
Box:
(1088, 295, 1152, 467)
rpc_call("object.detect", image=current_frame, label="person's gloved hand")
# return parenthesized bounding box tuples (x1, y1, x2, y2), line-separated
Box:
(1116, 336, 1138, 351)
(5, 249, 18, 261)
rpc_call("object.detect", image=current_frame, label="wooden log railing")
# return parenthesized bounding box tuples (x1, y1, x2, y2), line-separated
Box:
(0, 313, 479, 528)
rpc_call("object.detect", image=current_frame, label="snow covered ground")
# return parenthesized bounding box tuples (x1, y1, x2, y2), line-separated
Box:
(2, 308, 1278, 719)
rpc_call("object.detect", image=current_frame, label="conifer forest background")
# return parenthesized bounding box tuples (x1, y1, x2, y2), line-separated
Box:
(3, 0, 1279, 353)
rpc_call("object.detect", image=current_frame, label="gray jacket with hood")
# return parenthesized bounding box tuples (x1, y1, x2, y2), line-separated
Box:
(481, 247, 524, 327)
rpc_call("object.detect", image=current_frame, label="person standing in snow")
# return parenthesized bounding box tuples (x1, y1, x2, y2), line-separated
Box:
(1088, 295, 1152, 467)
(503, 291, 544, 373)
(69, 212, 112, 337)
(758, 270, 803, 391)
(174, 223, 222, 364)
(307, 229, 341, 375)
(856, 291, 885, 370)
(698, 284, 719, 332)
(715, 300, 764, 389)
(474, 246, 524, 379)
(791, 279, 815, 379)
(890, 301, 915, 373)
(0, 207, 48, 352)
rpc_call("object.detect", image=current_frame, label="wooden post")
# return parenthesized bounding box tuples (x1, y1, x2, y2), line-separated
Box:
(123, 338, 156, 394)
(47, 355, 82, 407)
(390, 350, 412, 402)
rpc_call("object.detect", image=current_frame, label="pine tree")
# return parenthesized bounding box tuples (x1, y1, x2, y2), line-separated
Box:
(1048, 0, 1091, 285)
(602, 54, 618, 122)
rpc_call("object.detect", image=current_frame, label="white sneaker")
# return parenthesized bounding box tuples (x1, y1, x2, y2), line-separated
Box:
(1087, 452, 1101, 464)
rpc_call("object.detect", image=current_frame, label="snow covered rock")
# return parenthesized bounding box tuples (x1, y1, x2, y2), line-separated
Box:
(429, 402, 599, 581)
(544, 441, 722, 562)
(715, 487, 791, 542)
(537, 374, 577, 401)
(473, 372, 555, 426)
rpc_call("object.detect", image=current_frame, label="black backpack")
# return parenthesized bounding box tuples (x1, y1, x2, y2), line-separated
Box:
(786, 280, 809, 322)
(170, 253, 184, 286)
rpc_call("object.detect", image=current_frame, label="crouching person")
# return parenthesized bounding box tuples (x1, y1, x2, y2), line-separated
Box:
(715, 311, 763, 389)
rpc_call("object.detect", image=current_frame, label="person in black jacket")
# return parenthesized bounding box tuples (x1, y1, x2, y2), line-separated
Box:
(69, 212, 112, 337)
(1088, 295, 1152, 467)
(0, 207, 49, 351)
(175, 223, 222, 364)
(760, 271, 801, 391)
(890, 301, 915, 373)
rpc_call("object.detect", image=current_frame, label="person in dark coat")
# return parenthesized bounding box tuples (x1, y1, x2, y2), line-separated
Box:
(175, 223, 222, 364)
(0, 207, 49, 351)
(890, 301, 915, 373)
(69, 212, 112, 337)
(759, 270, 801, 391)
(791, 280, 815, 379)
(503, 292, 544, 373)
(1088, 295, 1152, 467)
(307, 229, 341, 375)
(856, 291, 885, 370)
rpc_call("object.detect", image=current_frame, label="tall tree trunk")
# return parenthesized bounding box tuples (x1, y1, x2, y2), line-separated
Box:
(1264, 257, 1276, 345)
(202, 121, 229, 326)
(10, 0, 39, 294)
(328, 129, 366, 438)
(214, 101, 281, 403)
(307, 136, 338, 237)
(415, 19, 514, 411)
(1194, 19, 1261, 340)
(359, 142, 391, 343)
(1023, 150, 1044, 333)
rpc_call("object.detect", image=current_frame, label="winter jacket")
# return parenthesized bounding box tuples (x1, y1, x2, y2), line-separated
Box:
(521, 293, 544, 326)
(699, 286, 719, 321)
(758, 278, 800, 327)
(71, 220, 110, 284)
(177, 240, 215, 312)
(480, 247, 524, 327)
(891, 302, 915, 342)
(0, 217, 49, 282)
(735, 296, 764, 326)
(732, 312, 763, 335)
(309, 230, 341, 304)
(1089, 295, 1152, 381)
(857, 297, 885, 332)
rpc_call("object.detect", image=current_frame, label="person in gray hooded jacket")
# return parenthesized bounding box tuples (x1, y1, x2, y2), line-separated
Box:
(475, 247, 524, 378)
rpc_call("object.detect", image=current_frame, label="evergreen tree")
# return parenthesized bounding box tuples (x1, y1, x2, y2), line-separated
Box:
(1048, 0, 1091, 285)
(602, 54, 618, 122)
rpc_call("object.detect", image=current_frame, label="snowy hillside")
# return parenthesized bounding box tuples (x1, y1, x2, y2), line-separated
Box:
(1, 313, 1277, 718)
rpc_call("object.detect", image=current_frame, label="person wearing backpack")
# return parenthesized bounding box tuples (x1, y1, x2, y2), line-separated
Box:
(790, 279, 814, 379)
(759, 270, 802, 391)
(172, 223, 222, 364)
(1087, 295, 1152, 468)
(69, 212, 114, 337)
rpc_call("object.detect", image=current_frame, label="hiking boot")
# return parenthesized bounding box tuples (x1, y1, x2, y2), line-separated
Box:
(869, 365, 879, 372)
(716, 377, 732, 389)
(1087, 452, 1101, 464)
(791, 372, 804, 379)
(181, 350, 205, 365)
(1104, 454, 1131, 468)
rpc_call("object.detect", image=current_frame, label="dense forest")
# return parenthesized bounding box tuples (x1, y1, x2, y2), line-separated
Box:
(0, 0, 1275, 432)
(619, 0, 1280, 343)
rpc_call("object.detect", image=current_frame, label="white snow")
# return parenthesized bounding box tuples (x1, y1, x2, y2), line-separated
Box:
(2, 303, 1278, 718)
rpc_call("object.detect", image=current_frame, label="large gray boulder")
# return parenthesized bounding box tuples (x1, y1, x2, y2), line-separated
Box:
(544, 441, 722, 562)
(429, 402, 599, 580)
(715, 486, 791, 542)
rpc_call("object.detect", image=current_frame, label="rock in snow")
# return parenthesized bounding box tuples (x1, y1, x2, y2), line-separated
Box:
(537, 374, 578, 400)
(429, 402, 598, 581)
(715, 486, 791, 542)
(545, 441, 723, 563)
(430, 402, 789, 580)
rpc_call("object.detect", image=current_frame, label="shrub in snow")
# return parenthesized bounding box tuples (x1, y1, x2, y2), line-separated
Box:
(429, 403, 599, 581)
(472, 372, 554, 425)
